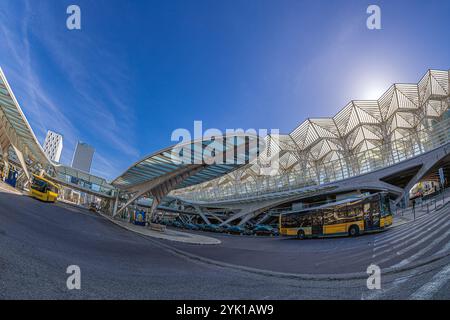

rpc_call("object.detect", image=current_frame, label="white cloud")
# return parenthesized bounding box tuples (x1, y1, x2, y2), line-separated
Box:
(0, 0, 141, 178)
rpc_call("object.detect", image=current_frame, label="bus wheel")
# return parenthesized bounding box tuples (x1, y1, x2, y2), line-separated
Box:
(297, 230, 305, 240)
(348, 225, 359, 237)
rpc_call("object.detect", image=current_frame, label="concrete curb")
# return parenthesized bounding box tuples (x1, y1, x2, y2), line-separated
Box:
(100, 213, 221, 245)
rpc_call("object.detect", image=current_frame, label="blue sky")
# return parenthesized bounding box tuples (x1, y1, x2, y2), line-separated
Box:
(0, 0, 449, 180)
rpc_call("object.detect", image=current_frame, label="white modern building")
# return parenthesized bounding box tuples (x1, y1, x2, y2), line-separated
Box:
(71, 141, 95, 173)
(42, 130, 63, 163)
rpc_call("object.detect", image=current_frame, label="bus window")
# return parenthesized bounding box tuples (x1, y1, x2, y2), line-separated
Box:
(336, 204, 363, 224)
(290, 215, 298, 227)
(323, 208, 336, 225)
(312, 214, 323, 226)
(293, 214, 310, 228)
(335, 205, 355, 224)
(49, 184, 58, 194)
(281, 214, 295, 228)
(301, 215, 312, 227)
(350, 204, 364, 220)
(282, 213, 305, 228)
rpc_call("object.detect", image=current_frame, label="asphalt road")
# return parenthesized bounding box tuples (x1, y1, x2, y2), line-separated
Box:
(170, 204, 450, 274)
(0, 191, 449, 299)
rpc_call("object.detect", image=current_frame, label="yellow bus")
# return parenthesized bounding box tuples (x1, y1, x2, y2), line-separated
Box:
(279, 192, 393, 239)
(29, 174, 59, 203)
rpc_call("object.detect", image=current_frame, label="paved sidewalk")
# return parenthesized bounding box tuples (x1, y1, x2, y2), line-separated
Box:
(0, 181, 24, 195)
(100, 213, 221, 245)
(391, 194, 450, 228)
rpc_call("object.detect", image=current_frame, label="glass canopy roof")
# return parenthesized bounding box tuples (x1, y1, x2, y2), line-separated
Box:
(0, 67, 52, 167)
(112, 134, 262, 191)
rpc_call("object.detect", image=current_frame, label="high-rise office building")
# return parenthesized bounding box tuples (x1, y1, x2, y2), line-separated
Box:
(42, 130, 63, 162)
(71, 141, 95, 173)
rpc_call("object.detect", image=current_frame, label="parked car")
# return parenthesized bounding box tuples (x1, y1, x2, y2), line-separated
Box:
(203, 224, 222, 232)
(172, 221, 183, 228)
(253, 224, 277, 236)
(225, 225, 246, 235)
(271, 227, 280, 236)
(184, 223, 200, 230)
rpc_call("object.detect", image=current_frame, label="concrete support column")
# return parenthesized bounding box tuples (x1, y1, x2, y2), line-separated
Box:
(0, 125, 10, 181)
(1, 145, 10, 181)
(238, 213, 253, 226)
(147, 194, 161, 223)
(112, 192, 119, 217)
(403, 193, 409, 209)
(2, 157, 9, 181)
(255, 211, 271, 225)
(11, 145, 30, 182)
(115, 164, 206, 221)
(194, 205, 211, 225)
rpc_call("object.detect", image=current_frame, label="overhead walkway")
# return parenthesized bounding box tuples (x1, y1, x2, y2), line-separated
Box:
(47, 164, 117, 199)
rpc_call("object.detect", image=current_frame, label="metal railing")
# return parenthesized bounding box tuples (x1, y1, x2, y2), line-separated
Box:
(395, 185, 450, 220)
(176, 117, 450, 202)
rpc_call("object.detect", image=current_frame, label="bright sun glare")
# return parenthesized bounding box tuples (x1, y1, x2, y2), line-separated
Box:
(362, 85, 387, 100)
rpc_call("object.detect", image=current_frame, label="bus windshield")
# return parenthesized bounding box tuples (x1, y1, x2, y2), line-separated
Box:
(31, 178, 48, 192)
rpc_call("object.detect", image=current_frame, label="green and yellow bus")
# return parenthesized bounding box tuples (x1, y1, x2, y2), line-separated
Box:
(279, 192, 392, 239)
(29, 174, 59, 203)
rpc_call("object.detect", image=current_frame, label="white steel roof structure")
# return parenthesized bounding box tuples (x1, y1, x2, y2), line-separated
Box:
(175, 69, 450, 202)
(0, 67, 54, 180)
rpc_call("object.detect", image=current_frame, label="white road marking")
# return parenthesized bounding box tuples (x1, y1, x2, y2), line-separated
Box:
(343, 211, 448, 265)
(434, 240, 450, 256)
(374, 212, 448, 248)
(374, 221, 450, 267)
(393, 231, 450, 268)
(378, 211, 442, 240)
(373, 219, 450, 258)
(409, 264, 450, 300)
